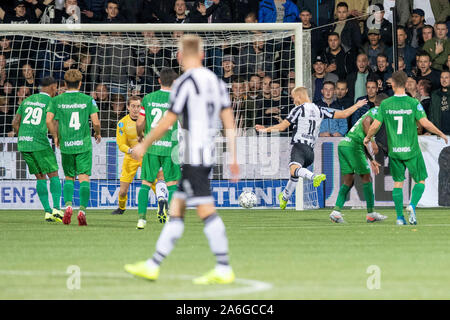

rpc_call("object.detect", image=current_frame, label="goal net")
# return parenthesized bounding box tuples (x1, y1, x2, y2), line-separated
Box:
(0, 23, 317, 210)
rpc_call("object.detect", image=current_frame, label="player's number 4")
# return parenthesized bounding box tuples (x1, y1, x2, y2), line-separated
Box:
(69, 112, 81, 131)
(394, 116, 403, 134)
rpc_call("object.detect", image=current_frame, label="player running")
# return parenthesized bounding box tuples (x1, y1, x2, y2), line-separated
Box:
(12, 76, 63, 222)
(46, 69, 101, 226)
(124, 34, 239, 284)
(255, 86, 367, 210)
(329, 94, 387, 224)
(134, 68, 180, 229)
(364, 71, 448, 225)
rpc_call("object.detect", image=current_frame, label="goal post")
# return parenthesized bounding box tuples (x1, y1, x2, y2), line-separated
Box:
(0, 23, 318, 210)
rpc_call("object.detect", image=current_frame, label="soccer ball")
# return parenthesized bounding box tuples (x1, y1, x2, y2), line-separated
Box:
(238, 191, 257, 209)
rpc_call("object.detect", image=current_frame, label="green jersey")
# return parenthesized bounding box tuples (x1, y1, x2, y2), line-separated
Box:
(141, 89, 178, 156)
(48, 91, 99, 154)
(16, 93, 52, 152)
(375, 95, 426, 160)
(341, 107, 379, 148)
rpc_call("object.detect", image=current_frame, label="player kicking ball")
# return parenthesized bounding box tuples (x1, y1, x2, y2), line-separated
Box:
(12, 77, 63, 222)
(255, 86, 367, 210)
(329, 94, 387, 224)
(124, 34, 239, 285)
(364, 71, 448, 225)
(134, 68, 181, 230)
(46, 69, 101, 226)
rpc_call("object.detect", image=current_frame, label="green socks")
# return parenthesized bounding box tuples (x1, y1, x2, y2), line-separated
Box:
(63, 180, 74, 207)
(363, 182, 375, 213)
(79, 181, 90, 212)
(334, 184, 351, 210)
(168, 185, 177, 204)
(49, 176, 62, 210)
(410, 183, 425, 209)
(392, 188, 404, 218)
(138, 184, 151, 220)
(36, 180, 51, 213)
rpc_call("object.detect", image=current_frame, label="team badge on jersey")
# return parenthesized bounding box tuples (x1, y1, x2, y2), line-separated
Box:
(417, 103, 424, 112)
(118, 122, 124, 128)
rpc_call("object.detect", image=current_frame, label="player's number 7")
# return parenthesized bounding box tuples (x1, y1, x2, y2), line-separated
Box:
(394, 116, 403, 135)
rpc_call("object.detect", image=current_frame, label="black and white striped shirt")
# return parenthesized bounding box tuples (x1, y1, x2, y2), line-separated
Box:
(286, 102, 335, 147)
(169, 67, 230, 166)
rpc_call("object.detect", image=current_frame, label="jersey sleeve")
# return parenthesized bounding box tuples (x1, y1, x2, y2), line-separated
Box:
(414, 101, 427, 121)
(90, 98, 99, 115)
(374, 102, 384, 123)
(219, 79, 231, 109)
(320, 107, 335, 119)
(116, 118, 130, 154)
(285, 105, 301, 123)
(169, 80, 191, 115)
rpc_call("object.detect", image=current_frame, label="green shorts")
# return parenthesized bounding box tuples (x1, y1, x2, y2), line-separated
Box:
(389, 153, 428, 182)
(338, 143, 371, 175)
(141, 153, 181, 183)
(21, 148, 58, 175)
(61, 150, 92, 177)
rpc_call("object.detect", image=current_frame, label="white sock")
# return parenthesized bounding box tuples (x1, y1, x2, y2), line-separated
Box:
(155, 180, 168, 201)
(203, 213, 230, 267)
(283, 176, 298, 201)
(297, 167, 315, 180)
(150, 217, 184, 266)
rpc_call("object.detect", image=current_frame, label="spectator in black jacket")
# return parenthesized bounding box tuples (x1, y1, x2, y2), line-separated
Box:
(415, 51, 442, 91)
(189, 0, 219, 23)
(407, 8, 426, 49)
(0, 0, 39, 23)
(351, 78, 378, 127)
(296, 0, 335, 27)
(300, 7, 326, 63)
(323, 32, 356, 80)
(330, 2, 362, 53)
(231, 0, 259, 22)
(209, 0, 232, 23)
(103, 0, 126, 23)
(81, 0, 106, 22)
(362, 4, 393, 47)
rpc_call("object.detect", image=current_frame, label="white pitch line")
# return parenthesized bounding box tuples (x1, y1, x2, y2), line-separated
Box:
(0, 270, 272, 299)
(241, 223, 450, 229)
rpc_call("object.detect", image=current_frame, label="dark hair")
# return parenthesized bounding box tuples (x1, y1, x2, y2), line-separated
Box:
(323, 80, 336, 88)
(336, 2, 348, 9)
(336, 79, 347, 86)
(417, 51, 431, 60)
(376, 53, 388, 61)
(397, 26, 407, 33)
(231, 75, 246, 83)
(423, 24, 434, 30)
(366, 77, 378, 86)
(40, 76, 57, 87)
(328, 32, 340, 39)
(159, 67, 178, 87)
(435, 21, 447, 27)
(391, 71, 408, 88)
(106, 0, 119, 6)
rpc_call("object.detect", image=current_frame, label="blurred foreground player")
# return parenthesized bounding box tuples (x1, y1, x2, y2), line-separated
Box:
(125, 34, 239, 284)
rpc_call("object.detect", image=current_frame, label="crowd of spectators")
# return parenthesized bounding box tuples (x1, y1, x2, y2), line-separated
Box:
(0, 0, 449, 140)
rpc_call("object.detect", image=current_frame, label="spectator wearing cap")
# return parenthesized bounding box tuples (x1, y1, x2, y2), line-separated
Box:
(386, 26, 417, 73)
(258, 0, 300, 23)
(323, 32, 356, 80)
(371, 0, 410, 27)
(346, 53, 375, 103)
(360, 29, 386, 71)
(222, 55, 236, 88)
(296, 0, 334, 26)
(0, 0, 39, 23)
(407, 8, 426, 49)
(415, 51, 442, 91)
(316, 81, 348, 137)
(362, 4, 393, 47)
(311, 55, 338, 102)
(329, 2, 362, 54)
(410, 0, 450, 28)
(423, 22, 450, 71)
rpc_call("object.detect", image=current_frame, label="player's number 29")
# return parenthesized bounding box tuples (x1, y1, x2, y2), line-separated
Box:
(23, 107, 43, 125)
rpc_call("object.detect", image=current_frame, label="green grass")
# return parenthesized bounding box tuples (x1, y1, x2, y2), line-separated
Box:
(1, 208, 450, 299)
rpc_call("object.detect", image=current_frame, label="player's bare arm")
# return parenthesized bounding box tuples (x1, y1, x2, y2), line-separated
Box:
(333, 99, 368, 119)
(132, 111, 178, 161)
(90, 112, 101, 144)
(12, 113, 21, 136)
(363, 119, 382, 146)
(220, 107, 239, 182)
(362, 115, 380, 173)
(46, 111, 59, 148)
(418, 117, 448, 144)
(255, 119, 291, 133)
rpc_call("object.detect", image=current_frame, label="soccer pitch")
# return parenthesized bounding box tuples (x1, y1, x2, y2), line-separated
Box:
(1, 208, 450, 300)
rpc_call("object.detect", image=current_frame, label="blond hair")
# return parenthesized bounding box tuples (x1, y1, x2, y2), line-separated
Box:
(64, 69, 83, 89)
(179, 34, 203, 56)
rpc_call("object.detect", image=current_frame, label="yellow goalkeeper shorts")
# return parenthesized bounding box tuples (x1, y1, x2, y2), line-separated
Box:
(120, 157, 141, 183)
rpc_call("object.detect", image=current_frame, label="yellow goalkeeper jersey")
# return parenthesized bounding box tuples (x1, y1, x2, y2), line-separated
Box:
(116, 114, 139, 161)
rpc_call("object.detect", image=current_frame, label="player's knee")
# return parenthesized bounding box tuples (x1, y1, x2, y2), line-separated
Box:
(289, 164, 300, 177)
